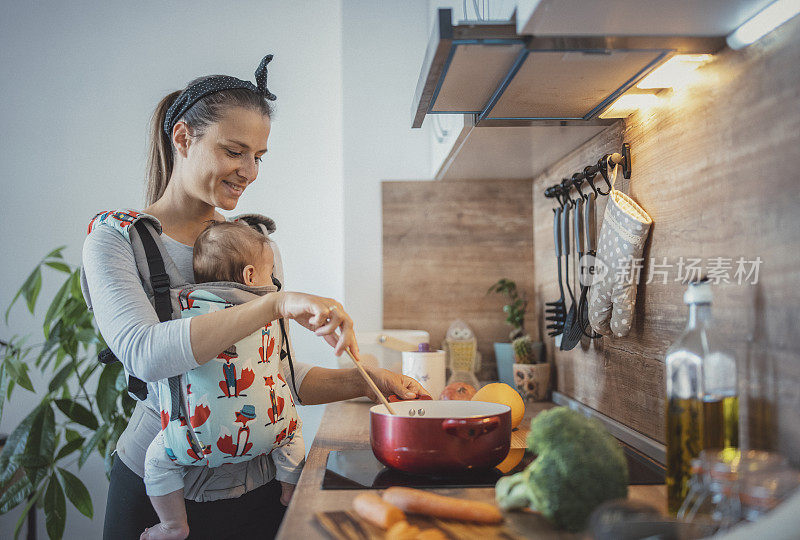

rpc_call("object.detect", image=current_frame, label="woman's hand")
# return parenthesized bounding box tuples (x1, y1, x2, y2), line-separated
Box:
(276, 292, 358, 357)
(359, 365, 431, 402)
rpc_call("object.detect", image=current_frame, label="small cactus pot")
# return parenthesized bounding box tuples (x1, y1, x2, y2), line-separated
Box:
(513, 363, 551, 402)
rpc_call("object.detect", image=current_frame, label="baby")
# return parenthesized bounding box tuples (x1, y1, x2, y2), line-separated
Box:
(142, 221, 305, 540)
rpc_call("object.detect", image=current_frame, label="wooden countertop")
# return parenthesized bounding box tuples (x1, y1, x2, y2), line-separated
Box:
(276, 401, 666, 539)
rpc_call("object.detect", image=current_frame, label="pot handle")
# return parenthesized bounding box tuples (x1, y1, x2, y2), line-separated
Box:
(442, 417, 500, 440)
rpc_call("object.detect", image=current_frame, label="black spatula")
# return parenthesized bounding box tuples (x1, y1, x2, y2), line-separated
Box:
(545, 207, 566, 336)
(561, 197, 584, 350)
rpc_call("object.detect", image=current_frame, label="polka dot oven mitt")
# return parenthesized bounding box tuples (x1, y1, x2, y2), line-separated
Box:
(588, 167, 653, 338)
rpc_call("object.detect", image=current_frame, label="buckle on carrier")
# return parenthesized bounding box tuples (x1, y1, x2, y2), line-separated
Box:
(151, 273, 170, 294)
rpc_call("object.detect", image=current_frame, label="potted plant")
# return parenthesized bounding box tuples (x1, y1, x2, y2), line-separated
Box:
(487, 279, 528, 387)
(511, 335, 550, 402)
(0, 247, 134, 539)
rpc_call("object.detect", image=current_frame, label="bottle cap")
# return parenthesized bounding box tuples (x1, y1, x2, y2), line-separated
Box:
(417, 343, 431, 352)
(684, 278, 712, 304)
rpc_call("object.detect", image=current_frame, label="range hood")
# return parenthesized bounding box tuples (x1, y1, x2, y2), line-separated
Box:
(411, 7, 731, 128)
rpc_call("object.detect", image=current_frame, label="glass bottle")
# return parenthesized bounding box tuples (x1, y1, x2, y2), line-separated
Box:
(665, 280, 739, 514)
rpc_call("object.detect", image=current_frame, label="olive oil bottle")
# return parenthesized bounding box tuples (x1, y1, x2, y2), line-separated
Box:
(665, 280, 739, 514)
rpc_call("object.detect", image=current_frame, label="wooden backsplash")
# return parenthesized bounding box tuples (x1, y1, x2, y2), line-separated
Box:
(533, 17, 800, 462)
(382, 179, 534, 381)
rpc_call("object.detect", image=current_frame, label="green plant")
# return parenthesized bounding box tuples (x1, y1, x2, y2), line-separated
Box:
(1, 247, 135, 539)
(511, 335, 537, 364)
(495, 407, 628, 531)
(487, 278, 527, 341)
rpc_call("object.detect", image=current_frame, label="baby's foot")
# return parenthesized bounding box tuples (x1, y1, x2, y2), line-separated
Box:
(139, 522, 189, 540)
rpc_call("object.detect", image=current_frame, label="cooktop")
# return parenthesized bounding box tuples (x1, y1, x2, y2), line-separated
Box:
(321, 449, 532, 490)
(321, 445, 665, 490)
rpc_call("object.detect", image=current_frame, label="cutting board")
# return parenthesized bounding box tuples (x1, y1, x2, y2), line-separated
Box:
(510, 426, 529, 449)
(316, 510, 522, 540)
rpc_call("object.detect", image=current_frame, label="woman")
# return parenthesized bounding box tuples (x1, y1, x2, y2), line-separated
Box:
(82, 54, 428, 539)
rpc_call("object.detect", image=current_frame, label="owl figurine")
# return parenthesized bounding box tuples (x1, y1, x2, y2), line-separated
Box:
(443, 319, 480, 386)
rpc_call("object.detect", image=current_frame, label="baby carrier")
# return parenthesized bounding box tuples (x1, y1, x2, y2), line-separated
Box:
(85, 210, 300, 467)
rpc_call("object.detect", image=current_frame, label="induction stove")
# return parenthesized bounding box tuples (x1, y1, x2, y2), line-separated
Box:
(321, 449, 533, 490)
(321, 445, 665, 490)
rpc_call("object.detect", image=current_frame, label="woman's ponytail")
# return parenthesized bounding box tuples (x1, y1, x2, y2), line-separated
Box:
(145, 90, 181, 206)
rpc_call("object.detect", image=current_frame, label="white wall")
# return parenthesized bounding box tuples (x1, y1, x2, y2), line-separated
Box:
(341, 1, 432, 330)
(0, 0, 346, 536)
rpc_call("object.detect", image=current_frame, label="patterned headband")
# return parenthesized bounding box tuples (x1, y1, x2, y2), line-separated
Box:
(162, 54, 277, 138)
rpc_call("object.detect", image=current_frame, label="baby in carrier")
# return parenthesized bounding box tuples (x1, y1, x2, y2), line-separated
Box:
(142, 221, 304, 540)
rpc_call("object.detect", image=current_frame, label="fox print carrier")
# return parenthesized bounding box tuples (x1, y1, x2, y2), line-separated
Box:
(85, 210, 300, 467)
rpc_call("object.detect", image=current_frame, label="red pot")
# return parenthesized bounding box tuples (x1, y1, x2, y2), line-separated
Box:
(370, 400, 511, 474)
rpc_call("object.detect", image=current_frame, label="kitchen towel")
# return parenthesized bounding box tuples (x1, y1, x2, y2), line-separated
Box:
(588, 163, 653, 338)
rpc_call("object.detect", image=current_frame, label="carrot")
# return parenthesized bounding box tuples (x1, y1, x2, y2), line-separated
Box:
(382, 487, 503, 524)
(353, 493, 406, 529)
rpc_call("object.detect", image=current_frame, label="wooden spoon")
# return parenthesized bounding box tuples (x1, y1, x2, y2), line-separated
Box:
(340, 338, 396, 415)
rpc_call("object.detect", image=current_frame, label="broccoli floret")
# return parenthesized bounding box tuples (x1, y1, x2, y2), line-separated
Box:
(495, 407, 628, 532)
(495, 469, 531, 511)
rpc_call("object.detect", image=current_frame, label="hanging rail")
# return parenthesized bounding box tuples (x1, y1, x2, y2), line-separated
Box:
(544, 143, 631, 204)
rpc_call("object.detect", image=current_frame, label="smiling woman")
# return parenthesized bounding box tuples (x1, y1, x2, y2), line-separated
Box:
(79, 53, 428, 540)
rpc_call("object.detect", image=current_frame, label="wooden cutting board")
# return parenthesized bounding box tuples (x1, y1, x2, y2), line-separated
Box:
(510, 426, 529, 449)
(316, 510, 522, 540)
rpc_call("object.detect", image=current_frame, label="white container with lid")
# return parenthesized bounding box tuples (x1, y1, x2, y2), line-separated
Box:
(402, 344, 446, 399)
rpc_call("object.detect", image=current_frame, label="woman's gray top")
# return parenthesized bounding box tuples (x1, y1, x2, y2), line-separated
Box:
(81, 224, 312, 501)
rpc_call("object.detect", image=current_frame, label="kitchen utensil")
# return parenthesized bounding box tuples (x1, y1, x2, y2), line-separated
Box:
(545, 207, 566, 337)
(342, 340, 396, 415)
(578, 191, 602, 339)
(559, 199, 578, 350)
(370, 400, 511, 474)
(561, 196, 585, 350)
(401, 348, 446, 399)
(377, 334, 419, 352)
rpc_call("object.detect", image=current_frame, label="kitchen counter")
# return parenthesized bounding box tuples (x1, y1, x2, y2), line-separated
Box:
(277, 400, 667, 539)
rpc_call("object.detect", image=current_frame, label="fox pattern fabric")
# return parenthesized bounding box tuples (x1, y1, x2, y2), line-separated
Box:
(161, 284, 299, 467)
(87, 209, 299, 468)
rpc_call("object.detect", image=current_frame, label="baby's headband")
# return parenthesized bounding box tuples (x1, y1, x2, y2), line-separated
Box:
(163, 54, 277, 138)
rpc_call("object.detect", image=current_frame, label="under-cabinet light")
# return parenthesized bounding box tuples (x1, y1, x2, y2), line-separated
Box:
(727, 0, 800, 50)
(598, 94, 660, 119)
(636, 54, 713, 90)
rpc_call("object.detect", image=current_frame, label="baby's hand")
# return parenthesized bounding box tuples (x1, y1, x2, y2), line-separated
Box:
(279, 481, 295, 506)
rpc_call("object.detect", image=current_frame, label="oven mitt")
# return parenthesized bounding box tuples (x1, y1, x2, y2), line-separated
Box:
(588, 164, 652, 337)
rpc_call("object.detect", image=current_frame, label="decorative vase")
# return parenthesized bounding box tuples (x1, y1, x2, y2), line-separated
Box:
(513, 363, 551, 402)
(493, 342, 515, 387)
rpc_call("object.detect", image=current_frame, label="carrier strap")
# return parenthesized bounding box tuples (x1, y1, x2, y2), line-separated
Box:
(278, 318, 302, 405)
(134, 221, 206, 457)
(168, 376, 183, 428)
(114, 220, 173, 402)
(133, 221, 173, 323)
(271, 275, 302, 405)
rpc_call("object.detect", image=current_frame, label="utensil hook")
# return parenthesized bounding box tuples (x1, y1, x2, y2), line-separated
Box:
(597, 158, 613, 196)
(584, 166, 600, 198)
(560, 178, 577, 206)
(555, 190, 567, 208)
(571, 172, 586, 201)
